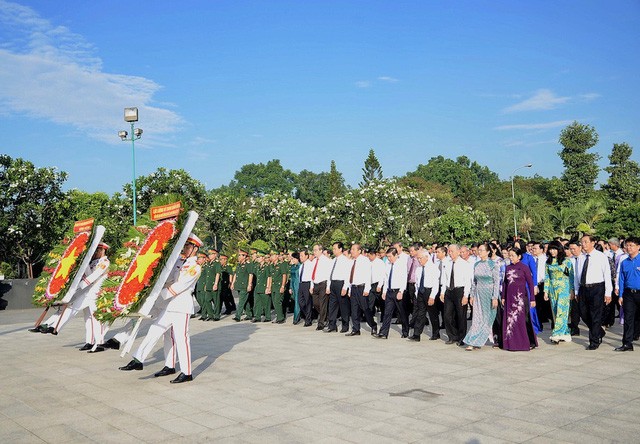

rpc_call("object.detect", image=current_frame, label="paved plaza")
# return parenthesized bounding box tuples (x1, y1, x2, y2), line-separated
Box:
(1, 307, 639, 443)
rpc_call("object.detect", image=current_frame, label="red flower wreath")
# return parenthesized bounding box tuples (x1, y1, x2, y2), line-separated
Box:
(114, 220, 177, 309)
(46, 231, 90, 299)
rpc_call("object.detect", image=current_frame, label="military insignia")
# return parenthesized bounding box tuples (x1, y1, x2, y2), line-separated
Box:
(189, 266, 197, 276)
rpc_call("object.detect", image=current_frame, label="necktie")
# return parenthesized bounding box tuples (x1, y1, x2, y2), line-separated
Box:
(388, 263, 394, 288)
(300, 263, 305, 282)
(311, 258, 319, 281)
(438, 261, 443, 284)
(330, 259, 337, 280)
(580, 254, 590, 286)
(349, 260, 356, 284)
(420, 266, 425, 290)
(449, 261, 455, 289)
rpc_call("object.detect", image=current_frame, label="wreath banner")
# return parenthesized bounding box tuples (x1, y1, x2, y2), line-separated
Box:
(32, 222, 101, 308)
(60, 225, 106, 304)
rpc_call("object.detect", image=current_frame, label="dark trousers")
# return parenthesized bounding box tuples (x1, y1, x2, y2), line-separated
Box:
(427, 291, 444, 338)
(492, 299, 504, 347)
(413, 287, 433, 336)
(350, 285, 376, 332)
(311, 281, 328, 328)
(578, 283, 605, 346)
(622, 290, 640, 347)
(568, 297, 581, 335)
(380, 289, 409, 336)
(444, 287, 467, 342)
(370, 282, 384, 321)
(536, 282, 554, 328)
(603, 291, 619, 327)
(328, 280, 348, 330)
(299, 282, 312, 325)
(404, 283, 416, 323)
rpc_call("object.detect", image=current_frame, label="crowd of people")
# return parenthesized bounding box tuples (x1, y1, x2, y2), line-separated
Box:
(200, 235, 640, 353)
(29, 232, 640, 383)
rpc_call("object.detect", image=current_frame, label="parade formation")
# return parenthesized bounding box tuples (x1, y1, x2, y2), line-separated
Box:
(28, 203, 640, 383)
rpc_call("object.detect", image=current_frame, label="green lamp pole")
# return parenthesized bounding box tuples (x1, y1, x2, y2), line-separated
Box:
(119, 107, 143, 226)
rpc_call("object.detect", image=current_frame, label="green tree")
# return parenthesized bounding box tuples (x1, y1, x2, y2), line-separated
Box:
(596, 203, 640, 238)
(0, 155, 70, 278)
(359, 149, 383, 187)
(327, 160, 347, 199)
(229, 159, 296, 197)
(424, 205, 490, 244)
(558, 121, 600, 204)
(602, 142, 640, 207)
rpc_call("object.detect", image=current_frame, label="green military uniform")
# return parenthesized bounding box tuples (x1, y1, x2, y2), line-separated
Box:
(195, 258, 210, 316)
(253, 261, 272, 321)
(233, 261, 253, 321)
(209, 260, 223, 320)
(271, 260, 290, 322)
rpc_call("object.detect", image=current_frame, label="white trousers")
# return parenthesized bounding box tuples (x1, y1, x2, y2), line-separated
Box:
(133, 311, 191, 375)
(43, 306, 101, 344)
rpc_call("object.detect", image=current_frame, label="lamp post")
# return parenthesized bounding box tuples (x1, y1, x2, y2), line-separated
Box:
(510, 163, 532, 238)
(119, 107, 143, 226)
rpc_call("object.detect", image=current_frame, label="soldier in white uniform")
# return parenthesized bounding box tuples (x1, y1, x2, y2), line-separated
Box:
(120, 233, 203, 384)
(32, 243, 111, 351)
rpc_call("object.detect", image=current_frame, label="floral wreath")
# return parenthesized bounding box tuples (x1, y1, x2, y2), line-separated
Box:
(94, 217, 181, 323)
(33, 230, 93, 307)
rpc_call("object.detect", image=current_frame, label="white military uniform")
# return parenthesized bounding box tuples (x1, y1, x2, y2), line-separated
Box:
(43, 256, 110, 343)
(133, 256, 201, 375)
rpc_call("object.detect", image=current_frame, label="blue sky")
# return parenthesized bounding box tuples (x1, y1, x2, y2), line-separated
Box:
(1, 0, 638, 194)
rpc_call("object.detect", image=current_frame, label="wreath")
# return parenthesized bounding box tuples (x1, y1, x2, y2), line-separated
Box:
(94, 214, 184, 324)
(32, 229, 94, 307)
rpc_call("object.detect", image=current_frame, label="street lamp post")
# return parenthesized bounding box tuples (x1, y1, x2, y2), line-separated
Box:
(119, 107, 143, 226)
(511, 163, 533, 238)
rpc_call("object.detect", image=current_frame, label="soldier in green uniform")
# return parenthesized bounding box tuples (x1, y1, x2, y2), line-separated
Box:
(195, 251, 209, 318)
(232, 247, 254, 321)
(270, 251, 289, 324)
(252, 251, 273, 322)
(219, 253, 236, 315)
(205, 248, 223, 321)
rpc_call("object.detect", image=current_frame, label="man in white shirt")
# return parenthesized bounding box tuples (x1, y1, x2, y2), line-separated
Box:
(368, 247, 387, 322)
(440, 244, 473, 346)
(532, 242, 552, 328)
(310, 244, 332, 330)
(409, 249, 439, 341)
(326, 242, 351, 333)
(298, 250, 314, 326)
(346, 244, 377, 336)
(374, 247, 409, 339)
(574, 234, 613, 350)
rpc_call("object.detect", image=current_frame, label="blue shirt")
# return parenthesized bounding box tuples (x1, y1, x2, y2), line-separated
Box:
(619, 254, 640, 292)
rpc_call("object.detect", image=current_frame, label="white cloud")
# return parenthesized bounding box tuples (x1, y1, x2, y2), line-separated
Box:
(579, 93, 601, 101)
(0, 0, 182, 143)
(355, 81, 371, 88)
(494, 120, 574, 131)
(377, 76, 398, 83)
(503, 89, 570, 113)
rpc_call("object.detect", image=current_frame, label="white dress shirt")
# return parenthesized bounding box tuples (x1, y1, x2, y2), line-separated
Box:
(615, 253, 628, 291)
(414, 260, 439, 294)
(370, 257, 386, 288)
(574, 249, 613, 297)
(440, 258, 473, 297)
(382, 259, 408, 293)
(311, 255, 332, 284)
(349, 255, 372, 293)
(299, 259, 313, 282)
(329, 254, 352, 292)
(535, 254, 547, 284)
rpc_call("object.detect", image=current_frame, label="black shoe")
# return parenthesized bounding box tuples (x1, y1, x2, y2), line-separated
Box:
(408, 336, 421, 342)
(304, 322, 313, 327)
(251, 318, 259, 323)
(316, 325, 324, 331)
(346, 331, 361, 336)
(79, 343, 93, 351)
(614, 345, 634, 352)
(401, 334, 408, 339)
(119, 359, 143, 371)
(170, 372, 193, 384)
(154, 366, 177, 377)
(233, 317, 241, 322)
(41, 326, 57, 335)
(445, 340, 455, 345)
(373, 333, 388, 339)
(292, 319, 301, 325)
(457, 341, 465, 347)
(570, 330, 580, 336)
(429, 335, 440, 341)
(340, 327, 349, 333)
(586, 344, 599, 350)
(263, 318, 272, 323)
(213, 317, 221, 321)
(29, 325, 45, 333)
(275, 319, 285, 324)
(103, 338, 121, 350)
(325, 328, 337, 333)
(199, 316, 207, 321)
(190, 314, 198, 319)
(371, 325, 378, 336)
(87, 346, 105, 353)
